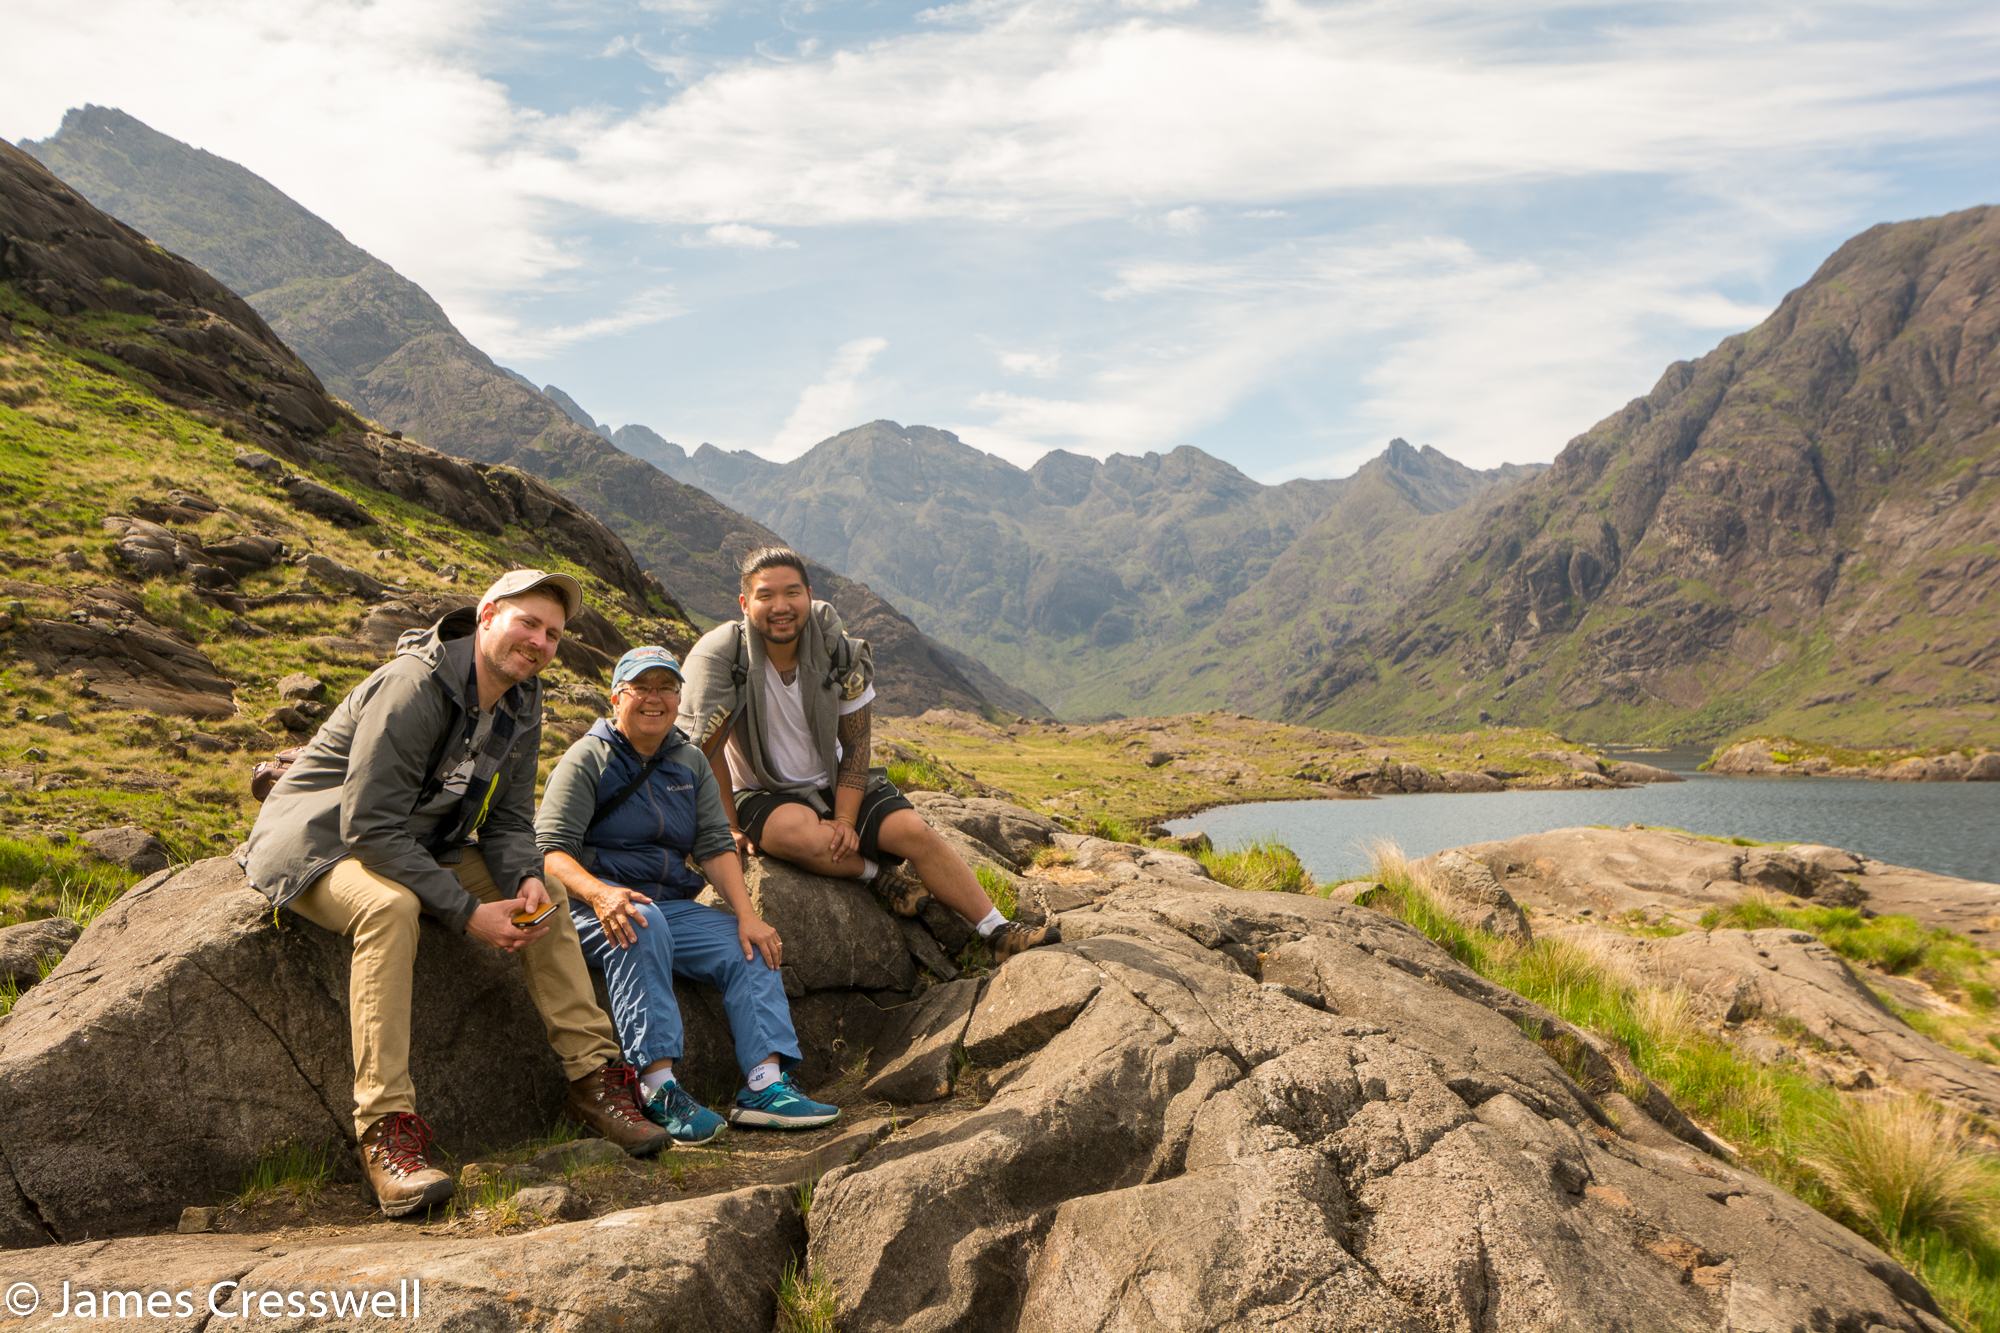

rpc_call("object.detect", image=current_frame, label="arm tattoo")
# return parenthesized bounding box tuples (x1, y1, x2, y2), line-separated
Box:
(836, 703, 871, 792)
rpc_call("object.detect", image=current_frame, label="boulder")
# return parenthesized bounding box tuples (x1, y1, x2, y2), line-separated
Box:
(1606, 759, 1682, 783)
(0, 1184, 802, 1327)
(906, 791, 1062, 868)
(276, 672, 327, 702)
(1527, 748, 1607, 774)
(0, 918, 79, 988)
(0, 857, 571, 1240)
(281, 476, 374, 527)
(512, 1183, 589, 1223)
(808, 884, 1946, 1332)
(1448, 825, 2000, 938)
(861, 978, 980, 1103)
(1620, 926, 2000, 1119)
(299, 552, 387, 600)
(15, 612, 237, 718)
(1441, 769, 1504, 792)
(1424, 849, 1534, 942)
(720, 856, 917, 995)
(81, 825, 173, 875)
(1968, 752, 2000, 781)
(1738, 848, 1866, 905)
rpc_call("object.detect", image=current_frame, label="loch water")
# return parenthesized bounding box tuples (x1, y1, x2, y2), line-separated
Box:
(1166, 747, 2000, 886)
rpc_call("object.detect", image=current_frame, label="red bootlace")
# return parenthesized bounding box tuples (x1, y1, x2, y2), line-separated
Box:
(602, 1064, 650, 1125)
(370, 1112, 436, 1176)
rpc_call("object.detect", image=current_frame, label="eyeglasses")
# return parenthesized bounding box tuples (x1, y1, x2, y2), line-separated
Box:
(619, 682, 682, 698)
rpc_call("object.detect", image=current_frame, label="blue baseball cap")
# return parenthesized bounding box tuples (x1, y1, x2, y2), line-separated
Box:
(610, 645, 683, 690)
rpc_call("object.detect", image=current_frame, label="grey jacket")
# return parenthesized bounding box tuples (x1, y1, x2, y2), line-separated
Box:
(679, 600, 871, 810)
(240, 608, 544, 933)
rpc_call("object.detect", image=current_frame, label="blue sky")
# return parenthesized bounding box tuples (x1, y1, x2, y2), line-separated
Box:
(5, 1, 1997, 480)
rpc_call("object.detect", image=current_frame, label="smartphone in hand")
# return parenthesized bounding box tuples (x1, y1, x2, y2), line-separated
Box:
(512, 902, 559, 928)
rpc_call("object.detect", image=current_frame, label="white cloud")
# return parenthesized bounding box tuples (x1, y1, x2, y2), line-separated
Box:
(685, 222, 797, 248)
(999, 349, 1061, 377)
(770, 336, 890, 459)
(1162, 206, 1204, 235)
(478, 284, 688, 359)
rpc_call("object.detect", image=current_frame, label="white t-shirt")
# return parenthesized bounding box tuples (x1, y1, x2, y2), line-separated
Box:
(726, 662, 875, 793)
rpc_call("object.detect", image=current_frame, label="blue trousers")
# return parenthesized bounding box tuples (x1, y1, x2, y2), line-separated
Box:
(569, 896, 800, 1082)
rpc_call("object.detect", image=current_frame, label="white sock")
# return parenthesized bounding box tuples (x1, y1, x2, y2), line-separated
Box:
(747, 1059, 782, 1092)
(859, 858, 879, 882)
(640, 1067, 676, 1099)
(974, 907, 1007, 939)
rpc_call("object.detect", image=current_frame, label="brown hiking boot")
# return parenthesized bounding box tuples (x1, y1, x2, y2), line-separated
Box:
(357, 1112, 455, 1217)
(565, 1062, 671, 1157)
(988, 918, 1061, 961)
(875, 863, 931, 917)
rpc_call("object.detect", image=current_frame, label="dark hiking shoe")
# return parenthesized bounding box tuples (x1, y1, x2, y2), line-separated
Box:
(875, 863, 931, 917)
(358, 1112, 454, 1217)
(988, 918, 1061, 961)
(566, 1062, 672, 1157)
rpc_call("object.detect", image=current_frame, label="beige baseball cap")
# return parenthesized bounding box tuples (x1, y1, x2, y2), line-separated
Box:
(477, 568, 583, 620)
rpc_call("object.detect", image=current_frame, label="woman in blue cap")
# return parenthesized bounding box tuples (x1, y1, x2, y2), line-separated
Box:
(536, 645, 839, 1141)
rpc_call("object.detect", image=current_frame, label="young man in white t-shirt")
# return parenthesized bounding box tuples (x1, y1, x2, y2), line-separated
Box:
(682, 548, 1058, 961)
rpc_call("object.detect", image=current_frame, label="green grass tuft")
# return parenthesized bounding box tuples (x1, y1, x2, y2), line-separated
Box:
(974, 863, 1017, 917)
(775, 1257, 839, 1333)
(234, 1140, 335, 1206)
(1198, 835, 1315, 894)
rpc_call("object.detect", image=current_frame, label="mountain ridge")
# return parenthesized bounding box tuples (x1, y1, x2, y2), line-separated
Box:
(616, 416, 1540, 712)
(22, 105, 1036, 719)
(1287, 204, 2000, 747)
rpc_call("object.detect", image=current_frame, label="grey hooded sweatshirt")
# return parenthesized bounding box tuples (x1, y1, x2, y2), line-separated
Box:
(679, 599, 872, 812)
(240, 607, 544, 934)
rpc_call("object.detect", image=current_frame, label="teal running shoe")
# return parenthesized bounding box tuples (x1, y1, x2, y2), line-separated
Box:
(727, 1073, 841, 1129)
(642, 1080, 727, 1144)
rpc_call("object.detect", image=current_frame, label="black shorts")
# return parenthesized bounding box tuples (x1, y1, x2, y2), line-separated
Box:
(735, 777, 914, 864)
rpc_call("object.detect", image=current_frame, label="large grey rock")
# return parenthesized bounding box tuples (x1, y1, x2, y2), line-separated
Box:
(1446, 826, 1995, 935)
(0, 1184, 801, 1328)
(299, 552, 387, 599)
(806, 883, 1944, 1332)
(81, 825, 172, 875)
(725, 856, 917, 994)
(1607, 759, 1682, 783)
(862, 978, 981, 1104)
(0, 918, 79, 988)
(0, 857, 568, 1241)
(282, 475, 375, 527)
(908, 791, 1064, 868)
(1620, 926, 2000, 1118)
(1426, 848, 1533, 942)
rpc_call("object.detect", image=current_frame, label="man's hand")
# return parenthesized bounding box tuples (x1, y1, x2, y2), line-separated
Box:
(468, 898, 550, 952)
(738, 912, 782, 969)
(825, 817, 859, 862)
(731, 826, 756, 862)
(585, 884, 656, 949)
(517, 877, 552, 912)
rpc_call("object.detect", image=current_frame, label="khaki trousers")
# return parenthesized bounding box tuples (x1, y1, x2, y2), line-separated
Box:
(290, 848, 620, 1139)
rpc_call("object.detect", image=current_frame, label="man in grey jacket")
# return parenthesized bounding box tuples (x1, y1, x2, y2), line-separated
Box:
(680, 548, 1059, 961)
(242, 569, 667, 1217)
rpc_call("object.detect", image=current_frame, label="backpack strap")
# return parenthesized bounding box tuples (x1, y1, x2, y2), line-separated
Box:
(587, 749, 671, 832)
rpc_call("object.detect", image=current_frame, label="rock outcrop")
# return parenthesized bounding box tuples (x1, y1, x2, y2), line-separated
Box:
(1621, 926, 2000, 1118)
(1431, 825, 2000, 936)
(1712, 739, 2000, 782)
(0, 797, 1955, 1331)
